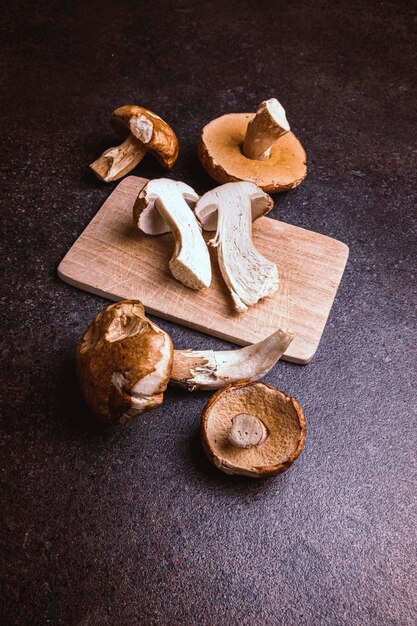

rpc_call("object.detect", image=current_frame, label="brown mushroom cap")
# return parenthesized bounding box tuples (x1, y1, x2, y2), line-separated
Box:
(202, 380, 306, 477)
(111, 105, 179, 169)
(198, 113, 307, 193)
(76, 300, 173, 424)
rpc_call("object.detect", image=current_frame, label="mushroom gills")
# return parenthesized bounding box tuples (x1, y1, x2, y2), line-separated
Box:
(170, 327, 294, 390)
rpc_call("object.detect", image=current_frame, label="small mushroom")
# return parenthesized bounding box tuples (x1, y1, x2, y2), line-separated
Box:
(170, 328, 294, 390)
(76, 301, 173, 424)
(194, 181, 278, 312)
(90, 105, 179, 182)
(133, 178, 211, 290)
(198, 98, 306, 193)
(202, 380, 306, 477)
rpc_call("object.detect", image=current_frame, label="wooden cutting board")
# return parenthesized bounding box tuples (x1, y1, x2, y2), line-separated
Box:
(58, 176, 349, 364)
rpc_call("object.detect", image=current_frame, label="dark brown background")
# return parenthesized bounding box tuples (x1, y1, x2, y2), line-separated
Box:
(1, 1, 416, 624)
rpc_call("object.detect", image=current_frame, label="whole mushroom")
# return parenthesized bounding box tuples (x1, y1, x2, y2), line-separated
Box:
(202, 380, 306, 477)
(198, 98, 306, 193)
(90, 105, 179, 182)
(76, 300, 173, 424)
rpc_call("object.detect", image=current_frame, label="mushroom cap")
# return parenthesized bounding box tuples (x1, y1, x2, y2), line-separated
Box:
(76, 300, 173, 424)
(133, 178, 199, 235)
(198, 113, 307, 193)
(111, 105, 179, 169)
(202, 380, 306, 477)
(194, 181, 273, 231)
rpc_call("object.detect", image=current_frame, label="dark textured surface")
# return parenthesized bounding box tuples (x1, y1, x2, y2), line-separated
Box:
(1, 1, 416, 624)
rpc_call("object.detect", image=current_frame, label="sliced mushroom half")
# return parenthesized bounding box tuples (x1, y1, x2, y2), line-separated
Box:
(202, 380, 306, 477)
(194, 181, 278, 312)
(171, 328, 294, 390)
(133, 178, 212, 290)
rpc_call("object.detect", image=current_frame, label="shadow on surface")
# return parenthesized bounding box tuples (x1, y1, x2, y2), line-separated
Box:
(187, 426, 294, 499)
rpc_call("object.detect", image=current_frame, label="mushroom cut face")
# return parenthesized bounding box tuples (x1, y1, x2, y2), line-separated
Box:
(202, 380, 306, 477)
(194, 181, 277, 312)
(77, 300, 173, 424)
(133, 178, 211, 290)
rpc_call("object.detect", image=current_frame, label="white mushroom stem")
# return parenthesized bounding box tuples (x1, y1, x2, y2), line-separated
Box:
(135, 179, 211, 290)
(170, 328, 294, 390)
(90, 134, 148, 182)
(228, 413, 268, 448)
(242, 99, 290, 161)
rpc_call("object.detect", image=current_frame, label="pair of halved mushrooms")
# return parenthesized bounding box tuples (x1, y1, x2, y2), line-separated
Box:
(77, 300, 306, 477)
(133, 179, 278, 313)
(90, 99, 306, 193)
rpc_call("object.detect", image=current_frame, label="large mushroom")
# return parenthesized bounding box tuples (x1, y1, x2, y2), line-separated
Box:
(171, 328, 294, 390)
(202, 380, 306, 477)
(198, 98, 306, 193)
(194, 181, 278, 312)
(90, 105, 179, 182)
(76, 300, 173, 424)
(133, 178, 212, 290)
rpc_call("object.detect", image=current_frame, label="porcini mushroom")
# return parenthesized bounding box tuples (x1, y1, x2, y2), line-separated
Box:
(171, 328, 294, 390)
(202, 381, 306, 477)
(198, 98, 306, 193)
(194, 181, 278, 312)
(76, 300, 173, 424)
(133, 178, 211, 290)
(90, 105, 179, 182)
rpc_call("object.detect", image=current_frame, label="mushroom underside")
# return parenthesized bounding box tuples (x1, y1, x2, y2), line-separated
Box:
(202, 381, 305, 477)
(199, 113, 307, 193)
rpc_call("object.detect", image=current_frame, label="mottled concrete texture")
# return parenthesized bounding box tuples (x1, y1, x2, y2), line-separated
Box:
(1, 1, 416, 624)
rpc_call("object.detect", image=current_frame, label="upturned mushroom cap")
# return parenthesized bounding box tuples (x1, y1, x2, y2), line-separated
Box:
(194, 181, 273, 231)
(202, 380, 306, 477)
(112, 105, 179, 169)
(76, 300, 173, 424)
(198, 112, 306, 193)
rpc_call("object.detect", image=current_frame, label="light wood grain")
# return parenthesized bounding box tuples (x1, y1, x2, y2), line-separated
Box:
(58, 176, 349, 364)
